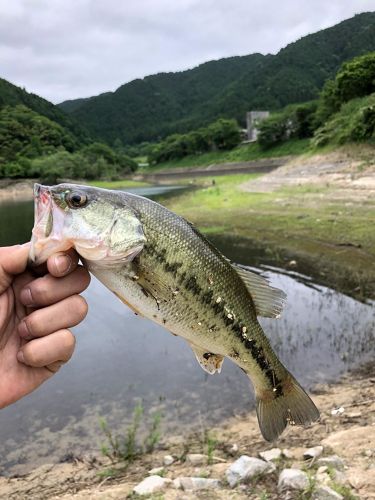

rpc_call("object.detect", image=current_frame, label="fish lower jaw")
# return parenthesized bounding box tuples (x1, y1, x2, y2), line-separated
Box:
(29, 236, 73, 265)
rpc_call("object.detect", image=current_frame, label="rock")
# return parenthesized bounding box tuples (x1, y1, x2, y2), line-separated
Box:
(282, 447, 305, 460)
(331, 469, 347, 486)
(278, 468, 309, 492)
(304, 446, 323, 460)
(316, 455, 345, 470)
(229, 443, 239, 455)
(259, 448, 282, 461)
(163, 454, 175, 466)
(185, 453, 207, 466)
(316, 468, 331, 486)
(133, 475, 172, 495)
(331, 407, 345, 416)
(312, 485, 344, 499)
(178, 477, 220, 491)
(226, 455, 275, 488)
(148, 466, 165, 475)
(282, 448, 294, 459)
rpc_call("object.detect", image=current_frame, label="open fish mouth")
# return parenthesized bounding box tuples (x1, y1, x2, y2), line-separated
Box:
(29, 184, 72, 265)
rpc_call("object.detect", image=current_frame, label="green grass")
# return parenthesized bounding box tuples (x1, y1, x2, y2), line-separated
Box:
(161, 172, 375, 298)
(146, 138, 310, 171)
(86, 179, 150, 189)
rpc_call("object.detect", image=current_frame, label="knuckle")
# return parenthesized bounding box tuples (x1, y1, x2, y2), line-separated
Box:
(31, 278, 50, 304)
(23, 345, 40, 366)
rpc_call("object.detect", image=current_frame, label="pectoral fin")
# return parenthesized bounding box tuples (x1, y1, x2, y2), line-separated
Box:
(232, 264, 286, 318)
(189, 343, 224, 374)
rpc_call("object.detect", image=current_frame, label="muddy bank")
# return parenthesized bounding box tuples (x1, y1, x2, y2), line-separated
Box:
(0, 180, 34, 202)
(0, 364, 373, 499)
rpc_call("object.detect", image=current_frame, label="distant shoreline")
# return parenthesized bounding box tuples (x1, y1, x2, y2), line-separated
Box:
(0, 180, 34, 202)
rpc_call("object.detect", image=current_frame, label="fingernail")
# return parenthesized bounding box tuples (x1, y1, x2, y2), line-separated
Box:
(20, 288, 33, 306)
(55, 255, 71, 275)
(18, 321, 31, 339)
(17, 351, 25, 363)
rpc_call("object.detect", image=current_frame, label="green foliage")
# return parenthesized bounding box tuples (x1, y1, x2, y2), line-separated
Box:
(204, 430, 217, 465)
(315, 52, 375, 125)
(99, 403, 163, 464)
(0, 78, 90, 143)
(62, 13, 375, 144)
(0, 104, 137, 181)
(312, 93, 375, 147)
(258, 102, 317, 149)
(149, 118, 240, 164)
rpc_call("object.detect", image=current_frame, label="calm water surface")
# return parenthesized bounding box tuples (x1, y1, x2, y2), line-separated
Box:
(0, 187, 374, 475)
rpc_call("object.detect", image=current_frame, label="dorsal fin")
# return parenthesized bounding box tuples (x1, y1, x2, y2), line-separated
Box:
(232, 264, 286, 318)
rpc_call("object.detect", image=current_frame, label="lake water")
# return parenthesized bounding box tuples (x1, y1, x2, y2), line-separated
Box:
(0, 186, 374, 475)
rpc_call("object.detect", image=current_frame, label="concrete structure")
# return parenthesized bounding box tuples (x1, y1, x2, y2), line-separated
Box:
(246, 111, 270, 142)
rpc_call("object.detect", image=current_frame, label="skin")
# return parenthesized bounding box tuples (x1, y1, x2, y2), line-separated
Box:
(0, 243, 90, 409)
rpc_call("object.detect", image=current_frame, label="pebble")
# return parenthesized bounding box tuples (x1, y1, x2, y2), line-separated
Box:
(312, 485, 344, 499)
(163, 455, 175, 466)
(304, 446, 324, 460)
(229, 443, 239, 455)
(185, 453, 207, 466)
(278, 468, 309, 492)
(226, 455, 275, 488)
(133, 475, 172, 495)
(331, 407, 345, 416)
(259, 448, 282, 461)
(148, 466, 165, 475)
(177, 477, 220, 491)
(316, 455, 345, 470)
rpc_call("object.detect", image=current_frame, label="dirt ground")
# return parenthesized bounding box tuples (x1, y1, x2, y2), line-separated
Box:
(240, 150, 375, 202)
(0, 363, 373, 499)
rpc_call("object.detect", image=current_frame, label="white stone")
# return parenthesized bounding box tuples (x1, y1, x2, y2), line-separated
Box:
(230, 443, 239, 454)
(133, 475, 172, 495)
(163, 454, 175, 466)
(278, 468, 309, 492)
(316, 455, 345, 470)
(304, 446, 323, 460)
(226, 455, 275, 488)
(282, 448, 294, 459)
(185, 453, 207, 466)
(312, 485, 344, 500)
(178, 477, 220, 491)
(330, 469, 347, 486)
(148, 466, 165, 475)
(331, 407, 344, 416)
(259, 448, 282, 461)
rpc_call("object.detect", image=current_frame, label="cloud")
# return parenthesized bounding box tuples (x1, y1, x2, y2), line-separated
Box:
(0, 0, 373, 103)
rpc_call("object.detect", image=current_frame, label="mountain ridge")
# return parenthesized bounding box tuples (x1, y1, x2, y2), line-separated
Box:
(58, 12, 375, 145)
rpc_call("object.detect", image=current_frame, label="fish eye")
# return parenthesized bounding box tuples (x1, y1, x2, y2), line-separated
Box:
(66, 191, 88, 209)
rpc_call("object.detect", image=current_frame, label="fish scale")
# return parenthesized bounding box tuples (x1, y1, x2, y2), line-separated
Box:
(29, 183, 320, 441)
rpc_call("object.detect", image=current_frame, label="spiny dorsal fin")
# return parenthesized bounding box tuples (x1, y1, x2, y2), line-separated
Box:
(232, 264, 286, 318)
(189, 343, 224, 375)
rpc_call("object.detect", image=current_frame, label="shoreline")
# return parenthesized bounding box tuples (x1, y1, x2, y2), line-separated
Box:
(1, 363, 373, 499)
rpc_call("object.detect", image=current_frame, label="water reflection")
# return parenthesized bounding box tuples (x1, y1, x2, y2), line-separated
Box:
(0, 191, 374, 475)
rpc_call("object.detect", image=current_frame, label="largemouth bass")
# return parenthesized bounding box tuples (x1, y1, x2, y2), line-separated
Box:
(29, 183, 319, 441)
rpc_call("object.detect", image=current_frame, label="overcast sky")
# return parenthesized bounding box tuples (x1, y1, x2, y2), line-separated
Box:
(0, 0, 374, 104)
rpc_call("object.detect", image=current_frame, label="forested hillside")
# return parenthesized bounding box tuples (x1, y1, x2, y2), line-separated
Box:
(0, 78, 90, 144)
(60, 12, 375, 145)
(0, 81, 136, 181)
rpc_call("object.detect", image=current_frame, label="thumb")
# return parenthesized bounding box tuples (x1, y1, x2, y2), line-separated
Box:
(0, 243, 31, 293)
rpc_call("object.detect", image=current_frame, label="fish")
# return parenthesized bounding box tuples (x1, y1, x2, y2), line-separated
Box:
(29, 182, 319, 441)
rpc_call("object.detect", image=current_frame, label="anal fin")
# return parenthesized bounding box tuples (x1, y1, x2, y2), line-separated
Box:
(189, 343, 224, 374)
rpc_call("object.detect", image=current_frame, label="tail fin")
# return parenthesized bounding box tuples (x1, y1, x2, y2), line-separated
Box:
(256, 376, 320, 442)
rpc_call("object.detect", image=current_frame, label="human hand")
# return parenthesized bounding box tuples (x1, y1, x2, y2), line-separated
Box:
(0, 244, 90, 409)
